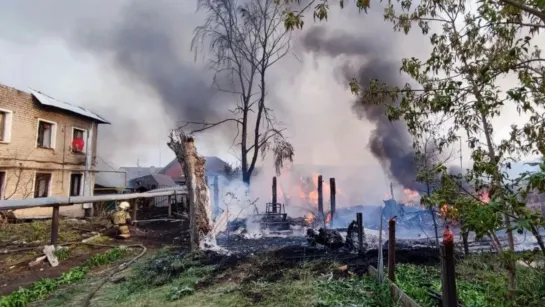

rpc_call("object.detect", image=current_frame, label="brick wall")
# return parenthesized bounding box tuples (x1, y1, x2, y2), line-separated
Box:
(0, 84, 99, 218)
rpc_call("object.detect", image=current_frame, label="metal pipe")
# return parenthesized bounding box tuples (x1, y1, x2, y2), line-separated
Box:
(0, 187, 188, 210)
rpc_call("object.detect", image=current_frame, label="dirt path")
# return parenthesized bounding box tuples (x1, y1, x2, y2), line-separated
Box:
(0, 218, 187, 297)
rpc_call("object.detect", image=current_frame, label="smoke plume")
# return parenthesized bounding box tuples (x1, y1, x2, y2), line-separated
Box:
(301, 26, 421, 190)
(74, 1, 227, 125)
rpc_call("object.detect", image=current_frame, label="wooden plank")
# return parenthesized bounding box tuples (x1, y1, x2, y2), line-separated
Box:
(368, 266, 421, 307)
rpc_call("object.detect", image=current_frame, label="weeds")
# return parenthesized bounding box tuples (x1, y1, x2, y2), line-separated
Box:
(0, 248, 126, 307)
(395, 254, 545, 307)
(53, 248, 70, 261)
(314, 274, 398, 307)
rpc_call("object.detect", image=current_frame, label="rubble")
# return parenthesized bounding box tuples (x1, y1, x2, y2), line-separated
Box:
(307, 228, 345, 250)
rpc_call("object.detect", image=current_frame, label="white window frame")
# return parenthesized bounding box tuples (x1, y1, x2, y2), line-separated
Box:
(36, 119, 57, 149)
(71, 127, 88, 153)
(33, 172, 52, 198)
(69, 172, 84, 196)
(0, 108, 13, 144)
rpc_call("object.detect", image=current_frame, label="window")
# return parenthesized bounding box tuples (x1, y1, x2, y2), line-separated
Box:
(0, 109, 13, 143)
(71, 128, 86, 153)
(37, 120, 56, 149)
(0, 171, 5, 199)
(34, 173, 52, 198)
(70, 173, 83, 196)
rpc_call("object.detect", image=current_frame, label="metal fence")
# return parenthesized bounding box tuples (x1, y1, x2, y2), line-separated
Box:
(0, 186, 188, 245)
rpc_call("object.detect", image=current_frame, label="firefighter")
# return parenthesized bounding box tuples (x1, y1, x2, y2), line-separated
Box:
(112, 201, 133, 239)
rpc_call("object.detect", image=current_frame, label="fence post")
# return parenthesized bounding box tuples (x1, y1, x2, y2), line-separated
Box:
(330, 178, 336, 221)
(388, 217, 396, 283)
(272, 176, 277, 213)
(356, 212, 363, 254)
(132, 199, 138, 222)
(318, 175, 323, 218)
(168, 195, 172, 217)
(50, 204, 60, 246)
(441, 226, 458, 307)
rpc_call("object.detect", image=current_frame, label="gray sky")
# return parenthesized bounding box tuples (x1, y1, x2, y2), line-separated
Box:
(0, 0, 536, 200)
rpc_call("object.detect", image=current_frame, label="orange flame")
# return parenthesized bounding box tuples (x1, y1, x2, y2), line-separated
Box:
(305, 213, 315, 225)
(443, 226, 454, 243)
(325, 213, 331, 224)
(402, 188, 420, 206)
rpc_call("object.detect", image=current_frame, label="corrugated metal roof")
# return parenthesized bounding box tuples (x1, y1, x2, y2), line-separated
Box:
(30, 88, 110, 124)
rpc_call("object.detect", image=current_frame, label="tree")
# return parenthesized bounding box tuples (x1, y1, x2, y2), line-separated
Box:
(413, 117, 459, 247)
(187, 0, 294, 185)
(281, 0, 545, 294)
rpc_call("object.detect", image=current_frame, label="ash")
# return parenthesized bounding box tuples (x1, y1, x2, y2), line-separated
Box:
(216, 234, 309, 255)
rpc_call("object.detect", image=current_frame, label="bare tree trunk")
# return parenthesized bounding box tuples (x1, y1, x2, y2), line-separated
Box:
(168, 132, 211, 250)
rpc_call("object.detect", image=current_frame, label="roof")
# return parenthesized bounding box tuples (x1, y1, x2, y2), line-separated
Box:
(119, 166, 159, 181)
(150, 174, 177, 186)
(94, 159, 126, 188)
(158, 156, 229, 176)
(127, 173, 176, 188)
(30, 88, 110, 124)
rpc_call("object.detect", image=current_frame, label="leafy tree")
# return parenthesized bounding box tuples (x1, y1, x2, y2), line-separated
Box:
(280, 0, 545, 293)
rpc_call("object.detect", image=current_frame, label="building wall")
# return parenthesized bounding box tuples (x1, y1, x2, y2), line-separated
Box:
(0, 84, 98, 218)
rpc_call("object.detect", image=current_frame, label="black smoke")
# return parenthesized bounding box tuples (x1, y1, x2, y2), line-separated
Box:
(302, 26, 422, 190)
(73, 0, 227, 125)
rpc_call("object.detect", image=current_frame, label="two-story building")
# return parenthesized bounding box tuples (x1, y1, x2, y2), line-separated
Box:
(0, 84, 109, 218)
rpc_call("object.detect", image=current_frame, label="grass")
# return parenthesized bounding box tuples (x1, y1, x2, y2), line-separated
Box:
(0, 219, 107, 246)
(0, 248, 131, 307)
(34, 249, 401, 307)
(394, 253, 545, 307)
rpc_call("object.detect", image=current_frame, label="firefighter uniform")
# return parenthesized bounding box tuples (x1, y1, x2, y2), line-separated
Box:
(112, 202, 132, 239)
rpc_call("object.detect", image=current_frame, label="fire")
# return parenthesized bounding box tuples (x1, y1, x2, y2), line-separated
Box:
(296, 172, 344, 207)
(305, 213, 315, 225)
(402, 188, 420, 206)
(325, 212, 331, 224)
(443, 226, 454, 243)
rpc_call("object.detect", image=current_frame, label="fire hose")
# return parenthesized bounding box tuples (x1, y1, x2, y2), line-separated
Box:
(82, 243, 147, 307)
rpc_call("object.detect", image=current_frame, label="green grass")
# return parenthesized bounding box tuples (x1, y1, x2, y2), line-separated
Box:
(0, 219, 107, 246)
(35, 249, 400, 307)
(0, 248, 129, 307)
(394, 254, 545, 307)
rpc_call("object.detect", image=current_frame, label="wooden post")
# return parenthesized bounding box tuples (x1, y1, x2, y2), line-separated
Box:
(213, 176, 219, 216)
(462, 230, 469, 256)
(318, 175, 323, 218)
(132, 199, 138, 222)
(388, 217, 396, 283)
(168, 195, 172, 217)
(50, 205, 60, 246)
(272, 176, 277, 213)
(330, 178, 336, 221)
(441, 227, 458, 307)
(356, 212, 363, 254)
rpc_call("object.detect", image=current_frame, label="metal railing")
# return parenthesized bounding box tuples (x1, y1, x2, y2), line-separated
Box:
(0, 186, 188, 245)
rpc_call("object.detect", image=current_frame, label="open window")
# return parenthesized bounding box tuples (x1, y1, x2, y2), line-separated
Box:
(0, 109, 13, 143)
(36, 120, 57, 149)
(71, 128, 87, 153)
(34, 173, 52, 198)
(70, 173, 83, 196)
